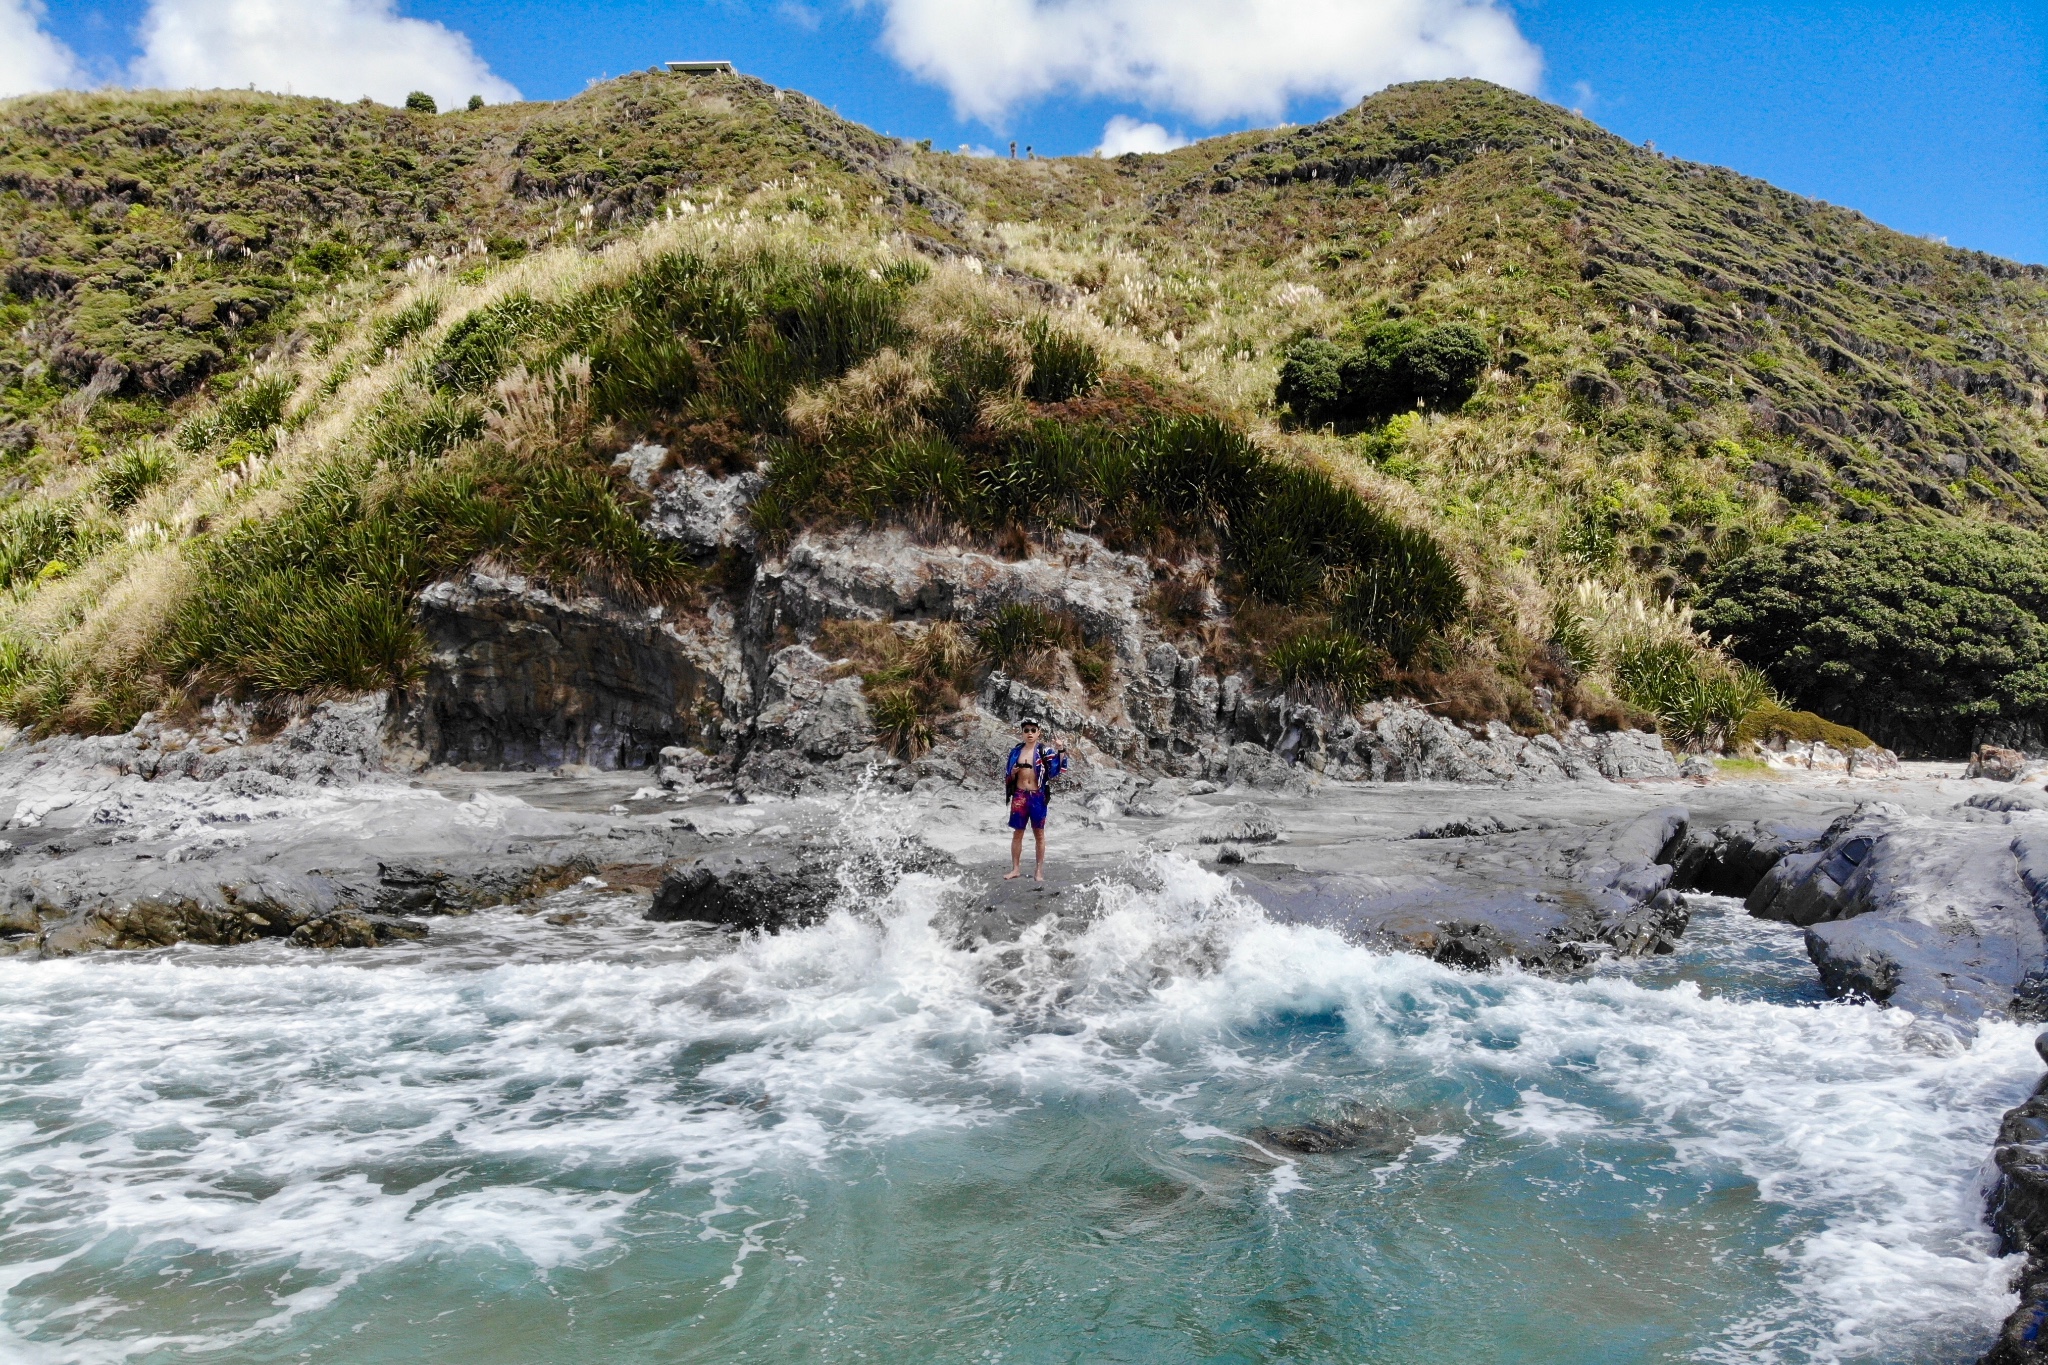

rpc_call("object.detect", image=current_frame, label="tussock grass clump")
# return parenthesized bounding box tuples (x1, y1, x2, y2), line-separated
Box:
(1267, 632, 1386, 709)
(977, 604, 1067, 676)
(1609, 639, 1775, 752)
(1022, 317, 1101, 402)
(214, 373, 298, 438)
(818, 617, 979, 757)
(372, 298, 442, 353)
(94, 440, 177, 511)
(365, 390, 487, 464)
(1548, 581, 1776, 750)
(433, 293, 554, 392)
(0, 501, 112, 589)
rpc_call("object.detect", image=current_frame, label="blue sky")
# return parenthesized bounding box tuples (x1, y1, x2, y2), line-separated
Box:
(27, 0, 2048, 263)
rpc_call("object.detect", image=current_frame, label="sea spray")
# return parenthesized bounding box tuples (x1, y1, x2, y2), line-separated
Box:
(0, 847, 2033, 1363)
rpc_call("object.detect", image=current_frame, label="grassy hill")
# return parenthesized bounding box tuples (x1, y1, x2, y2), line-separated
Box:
(2, 70, 2044, 755)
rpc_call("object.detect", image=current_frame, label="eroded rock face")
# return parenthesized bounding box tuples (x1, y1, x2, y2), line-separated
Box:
(416, 567, 727, 770)
(1670, 820, 1827, 898)
(1317, 707, 1678, 785)
(404, 504, 1683, 793)
(1761, 739, 1902, 776)
(638, 456, 761, 556)
(1981, 1043, 2048, 1365)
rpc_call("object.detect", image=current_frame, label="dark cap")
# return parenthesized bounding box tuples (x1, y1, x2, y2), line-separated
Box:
(1019, 715, 1042, 728)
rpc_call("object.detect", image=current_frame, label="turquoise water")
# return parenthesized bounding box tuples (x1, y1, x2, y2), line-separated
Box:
(0, 851, 2033, 1364)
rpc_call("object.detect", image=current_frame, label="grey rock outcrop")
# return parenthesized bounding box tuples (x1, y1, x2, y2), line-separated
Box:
(1743, 806, 2048, 1020)
(1973, 745, 2033, 782)
(1241, 804, 1693, 974)
(1281, 704, 1677, 786)
(0, 733, 682, 958)
(1248, 1105, 1415, 1158)
(1411, 813, 1534, 840)
(1969, 789, 2048, 815)
(394, 488, 1680, 793)
(0, 694, 393, 790)
(1760, 737, 1902, 776)
(618, 446, 761, 557)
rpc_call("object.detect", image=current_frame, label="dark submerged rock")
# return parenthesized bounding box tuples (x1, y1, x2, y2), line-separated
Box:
(1409, 812, 1533, 840)
(1250, 1105, 1416, 1157)
(289, 913, 429, 949)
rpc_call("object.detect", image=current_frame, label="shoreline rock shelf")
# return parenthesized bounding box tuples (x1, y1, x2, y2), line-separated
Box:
(1, 694, 2040, 1361)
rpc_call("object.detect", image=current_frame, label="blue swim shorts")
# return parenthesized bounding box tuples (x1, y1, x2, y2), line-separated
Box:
(1008, 790, 1048, 831)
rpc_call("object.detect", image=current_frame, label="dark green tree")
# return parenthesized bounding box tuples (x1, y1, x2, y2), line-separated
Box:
(466, 94, 485, 111)
(1699, 520, 2048, 755)
(1276, 338, 1347, 424)
(1276, 322, 1488, 425)
(404, 91, 438, 114)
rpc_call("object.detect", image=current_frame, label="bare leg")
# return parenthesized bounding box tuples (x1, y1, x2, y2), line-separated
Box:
(1033, 827, 1046, 880)
(1005, 828, 1024, 879)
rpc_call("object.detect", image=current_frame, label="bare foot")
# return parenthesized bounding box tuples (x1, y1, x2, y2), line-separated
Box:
(1003, 868, 1022, 880)
(1034, 869, 1045, 882)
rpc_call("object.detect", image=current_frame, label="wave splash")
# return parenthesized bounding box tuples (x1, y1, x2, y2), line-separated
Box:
(0, 822, 2033, 1364)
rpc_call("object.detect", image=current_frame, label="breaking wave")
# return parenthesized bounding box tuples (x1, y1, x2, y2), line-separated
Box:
(0, 832, 2032, 1363)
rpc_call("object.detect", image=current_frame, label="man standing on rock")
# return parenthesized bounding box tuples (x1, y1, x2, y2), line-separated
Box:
(1003, 717, 1067, 881)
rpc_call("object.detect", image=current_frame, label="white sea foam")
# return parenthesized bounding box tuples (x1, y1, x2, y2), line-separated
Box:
(0, 851, 2033, 1362)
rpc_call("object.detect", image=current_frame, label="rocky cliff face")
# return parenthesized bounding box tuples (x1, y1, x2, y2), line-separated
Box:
(404, 446, 1682, 792)
(413, 566, 730, 770)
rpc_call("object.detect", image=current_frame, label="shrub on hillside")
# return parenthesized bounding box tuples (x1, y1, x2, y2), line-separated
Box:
(1699, 520, 2048, 756)
(1276, 320, 1489, 425)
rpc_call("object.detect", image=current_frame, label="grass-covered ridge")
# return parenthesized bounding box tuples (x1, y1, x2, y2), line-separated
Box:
(2, 72, 2045, 753)
(0, 206, 1475, 733)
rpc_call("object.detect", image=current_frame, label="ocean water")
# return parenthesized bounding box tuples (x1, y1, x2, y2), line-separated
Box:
(0, 836, 2034, 1364)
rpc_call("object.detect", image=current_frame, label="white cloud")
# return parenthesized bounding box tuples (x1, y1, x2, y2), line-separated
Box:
(132, 0, 520, 109)
(866, 0, 1542, 125)
(0, 0, 84, 98)
(777, 0, 823, 30)
(1096, 115, 1187, 157)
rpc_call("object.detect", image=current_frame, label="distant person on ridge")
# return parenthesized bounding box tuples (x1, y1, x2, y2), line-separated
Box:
(1003, 717, 1066, 881)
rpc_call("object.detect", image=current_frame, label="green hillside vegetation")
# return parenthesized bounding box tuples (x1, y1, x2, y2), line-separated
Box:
(1, 70, 2044, 754)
